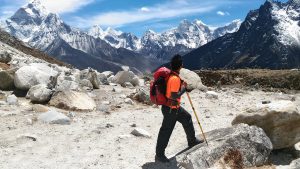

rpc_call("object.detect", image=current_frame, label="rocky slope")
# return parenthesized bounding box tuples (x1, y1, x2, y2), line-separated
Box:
(0, 29, 300, 168)
(183, 0, 300, 70)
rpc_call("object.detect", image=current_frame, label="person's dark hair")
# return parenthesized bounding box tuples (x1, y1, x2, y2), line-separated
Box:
(171, 54, 183, 71)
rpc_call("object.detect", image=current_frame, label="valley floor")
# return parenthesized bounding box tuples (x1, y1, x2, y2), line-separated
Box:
(0, 85, 299, 169)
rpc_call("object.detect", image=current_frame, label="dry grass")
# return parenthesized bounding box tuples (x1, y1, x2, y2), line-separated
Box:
(0, 63, 9, 70)
(196, 69, 300, 90)
(223, 149, 244, 169)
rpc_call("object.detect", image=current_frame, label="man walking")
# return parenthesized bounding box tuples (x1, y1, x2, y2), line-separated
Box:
(155, 54, 203, 163)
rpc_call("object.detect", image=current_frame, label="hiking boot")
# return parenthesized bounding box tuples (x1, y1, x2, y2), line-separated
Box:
(188, 138, 204, 148)
(155, 154, 170, 163)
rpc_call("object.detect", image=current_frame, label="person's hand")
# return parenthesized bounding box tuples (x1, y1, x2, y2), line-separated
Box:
(182, 81, 188, 88)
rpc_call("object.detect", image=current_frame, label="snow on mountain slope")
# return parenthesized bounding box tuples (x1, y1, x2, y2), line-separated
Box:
(182, 0, 300, 70)
(2, 0, 159, 72)
(213, 19, 242, 39)
(88, 25, 142, 51)
(88, 19, 242, 56)
(272, 1, 300, 46)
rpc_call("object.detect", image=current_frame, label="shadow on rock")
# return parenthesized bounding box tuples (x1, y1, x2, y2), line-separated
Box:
(269, 147, 300, 166)
(142, 157, 179, 169)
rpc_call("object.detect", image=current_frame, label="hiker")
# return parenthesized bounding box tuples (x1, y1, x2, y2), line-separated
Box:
(155, 54, 203, 163)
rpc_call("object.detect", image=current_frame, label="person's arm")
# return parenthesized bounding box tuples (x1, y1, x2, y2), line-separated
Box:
(169, 79, 187, 100)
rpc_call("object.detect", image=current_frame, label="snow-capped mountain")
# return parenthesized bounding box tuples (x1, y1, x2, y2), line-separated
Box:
(183, 0, 300, 70)
(88, 19, 242, 61)
(212, 19, 242, 39)
(88, 26, 142, 51)
(2, 0, 242, 72)
(2, 0, 159, 73)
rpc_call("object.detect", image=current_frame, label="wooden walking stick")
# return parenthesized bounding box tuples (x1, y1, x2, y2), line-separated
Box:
(186, 92, 208, 146)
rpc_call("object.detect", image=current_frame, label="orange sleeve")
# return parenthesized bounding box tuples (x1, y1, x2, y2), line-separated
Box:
(166, 76, 181, 98)
(169, 77, 181, 93)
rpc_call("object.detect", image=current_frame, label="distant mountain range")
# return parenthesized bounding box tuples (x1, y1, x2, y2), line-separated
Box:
(182, 0, 300, 70)
(0, 0, 241, 72)
(88, 19, 242, 61)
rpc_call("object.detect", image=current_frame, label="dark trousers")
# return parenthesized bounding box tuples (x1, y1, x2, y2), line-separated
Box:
(156, 105, 196, 155)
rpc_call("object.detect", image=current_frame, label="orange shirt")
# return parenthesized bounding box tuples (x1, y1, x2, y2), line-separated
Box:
(166, 74, 181, 108)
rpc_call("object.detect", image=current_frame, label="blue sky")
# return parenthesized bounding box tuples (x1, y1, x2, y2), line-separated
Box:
(0, 0, 289, 36)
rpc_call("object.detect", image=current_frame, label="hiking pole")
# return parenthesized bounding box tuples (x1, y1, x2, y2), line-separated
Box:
(186, 92, 208, 146)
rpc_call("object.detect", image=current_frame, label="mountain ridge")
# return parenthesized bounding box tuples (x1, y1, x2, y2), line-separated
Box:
(182, 0, 300, 70)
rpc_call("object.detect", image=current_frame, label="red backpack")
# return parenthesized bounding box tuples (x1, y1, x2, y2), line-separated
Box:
(150, 67, 171, 105)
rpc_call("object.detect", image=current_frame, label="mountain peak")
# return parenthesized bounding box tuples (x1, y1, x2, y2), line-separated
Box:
(194, 19, 207, 26)
(25, 0, 49, 16)
(105, 27, 122, 36)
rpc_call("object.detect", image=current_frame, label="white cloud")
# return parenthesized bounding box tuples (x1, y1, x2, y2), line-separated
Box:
(140, 7, 150, 12)
(73, 0, 230, 28)
(217, 10, 230, 16)
(38, 0, 95, 13)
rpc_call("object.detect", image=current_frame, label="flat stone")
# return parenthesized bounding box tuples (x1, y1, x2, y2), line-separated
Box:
(38, 111, 71, 125)
(232, 100, 300, 149)
(49, 91, 96, 111)
(131, 128, 151, 138)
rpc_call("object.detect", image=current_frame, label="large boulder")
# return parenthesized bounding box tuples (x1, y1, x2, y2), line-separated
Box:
(112, 71, 135, 85)
(14, 63, 58, 90)
(180, 68, 207, 91)
(232, 100, 300, 149)
(102, 71, 114, 78)
(97, 73, 109, 85)
(131, 88, 152, 105)
(79, 79, 93, 90)
(176, 124, 272, 169)
(38, 110, 70, 125)
(27, 84, 52, 103)
(0, 51, 12, 63)
(55, 73, 80, 91)
(49, 91, 96, 111)
(0, 70, 14, 90)
(80, 68, 100, 89)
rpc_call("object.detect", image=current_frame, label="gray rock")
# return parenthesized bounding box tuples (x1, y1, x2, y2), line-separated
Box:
(289, 158, 300, 169)
(97, 73, 109, 85)
(6, 94, 18, 105)
(27, 84, 52, 103)
(49, 91, 96, 111)
(132, 88, 152, 105)
(125, 98, 134, 105)
(38, 111, 71, 125)
(80, 68, 99, 89)
(232, 100, 300, 149)
(0, 91, 6, 100)
(0, 101, 7, 105)
(122, 82, 134, 88)
(176, 124, 272, 169)
(0, 51, 12, 63)
(121, 66, 130, 71)
(108, 75, 115, 83)
(206, 91, 219, 99)
(14, 63, 58, 90)
(130, 76, 140, 86)
(180, 68, 207, 91)
(79, 79, 93, 90)
(112, 71, 135, 85)
(102, 71, 114, 78)
(131, 128, 151, 138)
(33, 104, 49, 113)
(97, 104, 110, 113)
(0, 70, 14, 90)
(55, 80, 80, 92)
